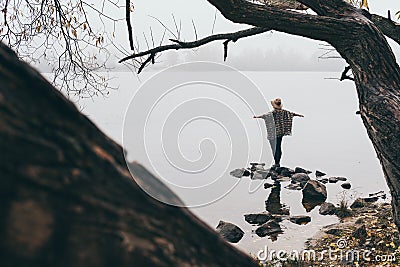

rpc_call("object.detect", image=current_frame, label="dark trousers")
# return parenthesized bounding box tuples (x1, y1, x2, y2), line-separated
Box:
(269, 136, 283, 165)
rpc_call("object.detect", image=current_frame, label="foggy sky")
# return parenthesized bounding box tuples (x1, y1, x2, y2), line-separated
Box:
(37, 0, 400, 72)
(122, 0, 400, 72)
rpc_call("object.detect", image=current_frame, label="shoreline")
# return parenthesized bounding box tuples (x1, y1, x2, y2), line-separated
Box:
(304, 201, 400, 266)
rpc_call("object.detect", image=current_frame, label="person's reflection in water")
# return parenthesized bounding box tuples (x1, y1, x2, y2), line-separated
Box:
(264, 182, 288, 241)
(265, 182, 289, 215)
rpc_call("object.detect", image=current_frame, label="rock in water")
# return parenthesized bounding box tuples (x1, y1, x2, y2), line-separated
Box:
(289, 215, 311, 225)
(328, 177, 339, 183)
(302, 180, 327, 202)
(276, 167, 294, 177)
(252, 170, 269, 180)
(302, 180, 327, 211)
(341, 182, 351, 189)
(300, 180, 308, 188)
(285, 183, 302, 190)
(295, 167, 312, 174)
(291, 173, 310, 183)
(216, 221, 244, 243)
(315, 170, 326, 177)
(230, 168, 247, 178)
(244, 212, 273, 225)
(318, 178, 329, 184)
(319, 202, 336, 215)
(0, 43, 257, 267)
(255, 221, 282, 237)
(264, 182, 274, 189)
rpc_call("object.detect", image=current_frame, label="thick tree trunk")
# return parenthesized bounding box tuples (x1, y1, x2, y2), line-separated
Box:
(0, 43, 257, 267)
(332, 15, 400, 228)
(205, 0, 400, 231)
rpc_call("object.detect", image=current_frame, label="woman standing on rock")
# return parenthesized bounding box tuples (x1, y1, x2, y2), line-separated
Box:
(253, 98, 304, 168)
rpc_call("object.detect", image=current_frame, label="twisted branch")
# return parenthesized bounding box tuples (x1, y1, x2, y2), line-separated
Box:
(119, 27, 270, 72)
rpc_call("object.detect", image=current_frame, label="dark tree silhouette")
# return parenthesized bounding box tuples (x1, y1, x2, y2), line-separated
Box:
(0, 42, 258, 267)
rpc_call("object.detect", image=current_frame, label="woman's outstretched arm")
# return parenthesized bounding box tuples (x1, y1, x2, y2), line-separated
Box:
(292, 112, 305, 117)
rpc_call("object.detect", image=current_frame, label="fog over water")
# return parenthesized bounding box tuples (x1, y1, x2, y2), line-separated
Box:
(75, 69, 388, 254)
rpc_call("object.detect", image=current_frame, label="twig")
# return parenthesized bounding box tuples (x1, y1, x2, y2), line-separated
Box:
(340, 65, 354, 81)
(211, 9, 217, 34)
(148, 15, 178, 40)
(223, 40, 229, 61)
(192, 19, 198, 40)
(138, 54, 155, 74)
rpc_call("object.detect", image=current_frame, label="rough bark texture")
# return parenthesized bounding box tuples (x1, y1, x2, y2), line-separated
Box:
(0, 43, 258, 267)
(203, 0, 400, 229)
(328, 8, 400, 232)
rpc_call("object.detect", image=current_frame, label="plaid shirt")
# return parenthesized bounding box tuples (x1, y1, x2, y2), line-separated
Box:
(262, 109, 296, 140)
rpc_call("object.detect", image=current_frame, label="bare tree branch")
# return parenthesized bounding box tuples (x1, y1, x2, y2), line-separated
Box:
(125, 0, 134, 50)
(119, 27, 270, 66)
(205, 0, 360, 43)
(370, 13, 400, 46)
(120, 0, 366, 73)
(289, 1, 400, 46)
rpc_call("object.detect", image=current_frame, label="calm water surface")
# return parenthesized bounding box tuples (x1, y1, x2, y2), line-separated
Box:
(76, 70, 388, 255)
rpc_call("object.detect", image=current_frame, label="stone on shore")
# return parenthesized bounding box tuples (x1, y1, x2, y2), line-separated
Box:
(325, 228, 342, 236)
(319, 202, 336, 215)
(315, 170, 326, 177)
(369, 190, 384, 197)
(350, 198, 367, 209)
(353, 224, 367, 242)
(363, 196, 379, 203)
(216, 221, 244, 243)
